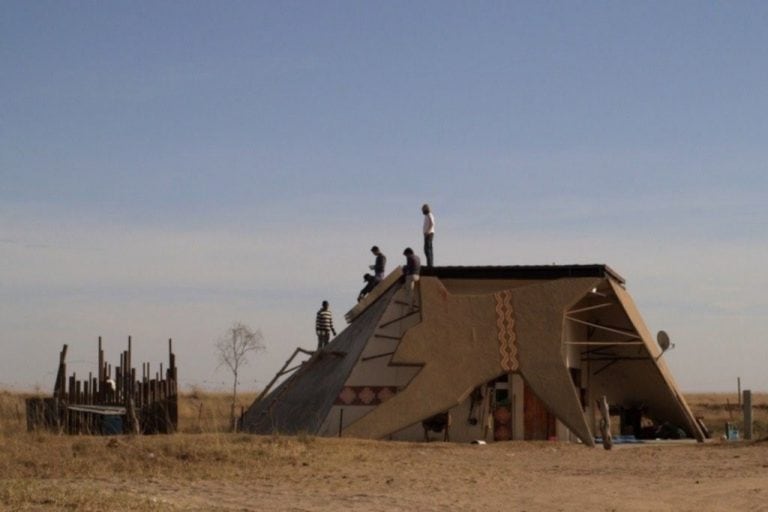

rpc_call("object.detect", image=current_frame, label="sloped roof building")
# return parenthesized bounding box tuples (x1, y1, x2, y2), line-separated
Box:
(244, 265, 703, 445)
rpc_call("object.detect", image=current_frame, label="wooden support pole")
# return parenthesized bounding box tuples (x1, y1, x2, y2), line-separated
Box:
(131, 367, 136, 393)
(98, 336, 104, 384)
(127, 335, 133, 399)
(54, 344, 68, 398)
(743, 389, 753, 441)
(127, 398, 140, 435)
(252, 347, 313, 406)
(168, 338, 178, 430)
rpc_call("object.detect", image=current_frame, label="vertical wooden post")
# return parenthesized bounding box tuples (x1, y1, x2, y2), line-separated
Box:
(98, 336, 104, 397)
(53, 345, 68, 398)
(743, 389, 753, 441)
(168, 338, 178, 431)
(127, 336, 133, 400)
(127, 398, 140, 435)
(737, 377, 742, 408)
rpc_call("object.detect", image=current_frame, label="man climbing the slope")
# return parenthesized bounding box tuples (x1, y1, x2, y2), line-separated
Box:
(315, 300, 337, 350)
(402, 247, 421, 311)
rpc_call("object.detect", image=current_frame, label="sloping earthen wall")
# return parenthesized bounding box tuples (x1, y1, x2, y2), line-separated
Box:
(243, 287, 397, 435)
(343, 277, 601, 446)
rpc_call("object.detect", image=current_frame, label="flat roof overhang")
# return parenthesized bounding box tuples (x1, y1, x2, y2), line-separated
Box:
(421, 264, 625, 284)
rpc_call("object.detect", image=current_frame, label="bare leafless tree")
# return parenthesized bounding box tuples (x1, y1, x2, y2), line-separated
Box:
(215, 322, 265, 431)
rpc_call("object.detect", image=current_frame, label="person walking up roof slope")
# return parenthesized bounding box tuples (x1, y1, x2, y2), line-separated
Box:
(315, 301, 337, 350)
(402, 247, 421, 311)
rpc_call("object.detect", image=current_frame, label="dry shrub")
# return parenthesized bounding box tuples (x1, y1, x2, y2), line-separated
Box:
(0, 390, 27, 436)
(177, 389, 258, 433)
(0, 479, 176, 511)
(0, 431, 318, 484)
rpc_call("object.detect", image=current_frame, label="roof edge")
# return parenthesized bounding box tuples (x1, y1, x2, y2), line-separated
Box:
(421, 264, 625, 284)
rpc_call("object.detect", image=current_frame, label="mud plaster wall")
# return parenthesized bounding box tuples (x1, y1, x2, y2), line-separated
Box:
(510, 277, 601, 446)
(440, 279, 557, 295)
(345, 293, 421, 388)
(343, 277, 601, 445)
(343, 277, 504, 439)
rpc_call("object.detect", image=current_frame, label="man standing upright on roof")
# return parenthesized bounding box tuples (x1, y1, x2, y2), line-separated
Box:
(422, 203, 435, 267)
(369, 246, 387, 284)
(315, 300, 337, 350)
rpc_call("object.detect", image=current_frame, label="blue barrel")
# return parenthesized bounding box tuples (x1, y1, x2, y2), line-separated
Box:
(102, 415, 124, 435)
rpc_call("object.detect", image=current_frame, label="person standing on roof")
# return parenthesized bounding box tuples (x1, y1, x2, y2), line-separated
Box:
(402, 247, 421, 311)
(315, 300, 337, 350)
(422, 203, 435, 267)
(369, 246, 387, 283)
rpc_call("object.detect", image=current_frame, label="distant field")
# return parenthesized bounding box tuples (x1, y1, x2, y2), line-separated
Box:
(0, 389, 258, 435)
(2, 389, 766, 437)
(686, 392, 768, 438)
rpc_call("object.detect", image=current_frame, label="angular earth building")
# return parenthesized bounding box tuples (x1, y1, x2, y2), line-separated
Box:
(243, 265, 704, 445)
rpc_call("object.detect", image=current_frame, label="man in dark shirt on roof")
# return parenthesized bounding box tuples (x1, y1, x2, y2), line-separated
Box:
(402, 247, 421, 311)
(369, 246, 387, 283)
(357, 273, 377, 302)
(315, 300, 337, 350)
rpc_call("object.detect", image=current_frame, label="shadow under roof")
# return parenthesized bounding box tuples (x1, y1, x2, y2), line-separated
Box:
(421, 264, 625, 284)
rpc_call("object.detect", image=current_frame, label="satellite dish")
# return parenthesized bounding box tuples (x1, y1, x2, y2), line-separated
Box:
(657, 330, 671, 352)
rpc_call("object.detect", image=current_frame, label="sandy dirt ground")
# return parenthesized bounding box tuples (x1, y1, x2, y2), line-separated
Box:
(33, 438, 768, 512)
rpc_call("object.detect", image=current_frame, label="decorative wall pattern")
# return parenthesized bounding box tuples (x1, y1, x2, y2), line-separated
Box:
(494, 290, 519, 372)
(335, 386, 398, 406)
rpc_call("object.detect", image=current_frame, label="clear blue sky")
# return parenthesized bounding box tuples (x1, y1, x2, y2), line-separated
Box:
(2, 1, 767, 393)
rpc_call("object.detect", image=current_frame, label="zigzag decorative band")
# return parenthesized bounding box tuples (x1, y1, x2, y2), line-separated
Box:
(494, 290, 519, 372)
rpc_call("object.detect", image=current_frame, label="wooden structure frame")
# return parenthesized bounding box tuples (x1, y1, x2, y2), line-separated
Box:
(26, 337, 178, 435)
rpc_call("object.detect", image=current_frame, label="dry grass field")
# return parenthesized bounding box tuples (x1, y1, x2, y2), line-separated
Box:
(2, 390, 768, 511)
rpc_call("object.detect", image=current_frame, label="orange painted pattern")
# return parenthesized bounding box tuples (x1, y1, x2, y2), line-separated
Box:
(494, 290, 519, 372)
